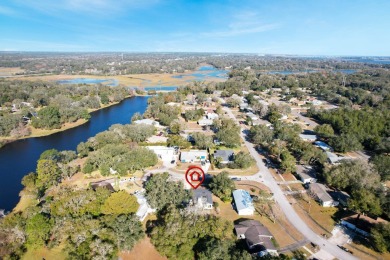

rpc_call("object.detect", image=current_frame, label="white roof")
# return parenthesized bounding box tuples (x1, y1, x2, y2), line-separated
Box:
(233, 189, 255, 212)
(299, 134, 317, 141)
(326, 151, 346, 164)
(134, 192, 156, 221)
(133, 119, 160, 126)
(146, 146, 175, 152)
(181, 150, 208, 161)
(198, 118, 213, 125)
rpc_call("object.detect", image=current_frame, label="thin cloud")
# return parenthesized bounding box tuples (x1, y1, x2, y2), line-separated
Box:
(201, 10, 279, 38)
(14, 0, 159, 15)
(0, 5, 18, 16)
(202, 23, 279, 37)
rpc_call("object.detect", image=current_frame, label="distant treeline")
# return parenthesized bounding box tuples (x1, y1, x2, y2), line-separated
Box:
(0, 52, 388, 76)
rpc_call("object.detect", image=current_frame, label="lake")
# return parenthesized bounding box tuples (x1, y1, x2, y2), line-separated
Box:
(145, 66, 229, 91)
(57, 78, 119, 86)
(0, 96, 149, 211)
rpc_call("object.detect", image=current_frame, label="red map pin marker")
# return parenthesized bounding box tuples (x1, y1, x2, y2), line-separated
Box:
(185, 165, 205, 189)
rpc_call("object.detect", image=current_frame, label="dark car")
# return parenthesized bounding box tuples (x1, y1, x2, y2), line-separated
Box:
(171, 160, 175, 164)
(337, 245, 353, 254)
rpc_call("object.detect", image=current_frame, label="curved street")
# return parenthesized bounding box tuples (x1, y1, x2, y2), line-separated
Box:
(223, 106, 357, 260)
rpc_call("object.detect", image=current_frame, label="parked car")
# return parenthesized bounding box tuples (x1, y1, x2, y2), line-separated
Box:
(231, 177, 241, 181)
(337, 245, 353, 254)
(171, 160, 176, 164)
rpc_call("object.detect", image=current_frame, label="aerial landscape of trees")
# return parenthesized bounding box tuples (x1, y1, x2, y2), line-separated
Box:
(1, 52, 390, 259)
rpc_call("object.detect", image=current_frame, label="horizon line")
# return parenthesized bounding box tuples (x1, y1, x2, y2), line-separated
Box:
(0, 51, 389, 58)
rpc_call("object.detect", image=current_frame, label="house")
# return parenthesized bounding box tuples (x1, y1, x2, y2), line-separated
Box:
(252, 119, 272, 127)
(198, 117, 213, 126)
(279, 114, 288, 120)
(299, 134, 317, 142)
(133, 119, 161, 127)
(206, 113, 219, 120)
(246, 112, 259, 121)
(341, 214, 388, 237)
(329, 190, 350, 207)
(134, 192, 156, 221)
(180, 150, 208, 163)
(233, 189, 255, 215)
(90, 180, 116, 192)
(308, 183, 339, 207)
(326, 151, 346, 165)
(146, 146, 177, 162)
(240, 102, 249, 111)
(295, 165, 317, 184)
(315, 141, 333, 151)
(191, 188, 213, 210)
(234, 220, 278, 257)
(213, 150, 234, 164)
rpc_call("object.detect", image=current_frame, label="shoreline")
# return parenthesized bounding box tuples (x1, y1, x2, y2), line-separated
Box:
(0, 95, 137, 148)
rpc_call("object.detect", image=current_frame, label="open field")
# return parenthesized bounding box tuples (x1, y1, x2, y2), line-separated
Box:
(120, 237, 167, 260)
(0, 67, 25, 76)
(22, 244, 66, 260)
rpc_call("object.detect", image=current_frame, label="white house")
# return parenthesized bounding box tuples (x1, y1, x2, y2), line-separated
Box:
(308, 183, 339, 207)
(326, 151, 346, 165)
(299, 134, 317, 142)
(146, 146, 176, 162)
(206, 113, 219, 120)
(246, 112, 259, 121)
(133, 119, 161, 127)
(134, 191, 156, 221)
(233, 189, 255, 215)
(341, 214, 388, 237)
(180, 150, 208, 163)
(295, 165, 317, 184)
(198, 117, 213, 126)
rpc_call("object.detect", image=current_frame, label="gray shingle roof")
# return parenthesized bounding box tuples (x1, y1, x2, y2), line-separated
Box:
(213, 150, 234, 162)
(234, 220, 275, 250)
(192, 188, 213, 204)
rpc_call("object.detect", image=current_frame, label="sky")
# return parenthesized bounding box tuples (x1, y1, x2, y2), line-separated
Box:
(0, 0, 389, 55)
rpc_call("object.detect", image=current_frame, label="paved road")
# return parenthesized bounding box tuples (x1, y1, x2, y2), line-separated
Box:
(223, 107, 356, 260)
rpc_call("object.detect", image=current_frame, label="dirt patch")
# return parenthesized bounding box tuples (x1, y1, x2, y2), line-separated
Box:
(120, 237, 167, 260)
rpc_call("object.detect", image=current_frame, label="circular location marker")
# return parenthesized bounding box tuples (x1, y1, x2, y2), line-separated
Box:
(185, 165, 205, 189)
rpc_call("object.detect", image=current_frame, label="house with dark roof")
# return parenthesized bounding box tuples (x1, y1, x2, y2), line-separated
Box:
(308, 183, 338, 207)
(341, 214, 388, 237)
(213, 150, 234, 164)
(329, 190, 350, 207)
(191, 188, 213, 210)
(234, 220, 278, 257)
(90, 180, 116, 192)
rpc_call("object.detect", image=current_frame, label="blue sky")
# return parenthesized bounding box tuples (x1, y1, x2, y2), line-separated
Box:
(0, 0, 389, 55)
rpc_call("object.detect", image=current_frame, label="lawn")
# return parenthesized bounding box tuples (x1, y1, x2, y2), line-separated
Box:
(120, 237, 167, 260)
(293, 194, 338, 234)
(213, 193, 303, 249)
(22, 244, 67, 260)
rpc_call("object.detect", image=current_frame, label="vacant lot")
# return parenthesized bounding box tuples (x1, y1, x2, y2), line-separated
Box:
(120, 237, 167, 260)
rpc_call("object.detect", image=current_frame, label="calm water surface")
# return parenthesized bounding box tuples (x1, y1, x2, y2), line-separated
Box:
(0, 96, 149, 211)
